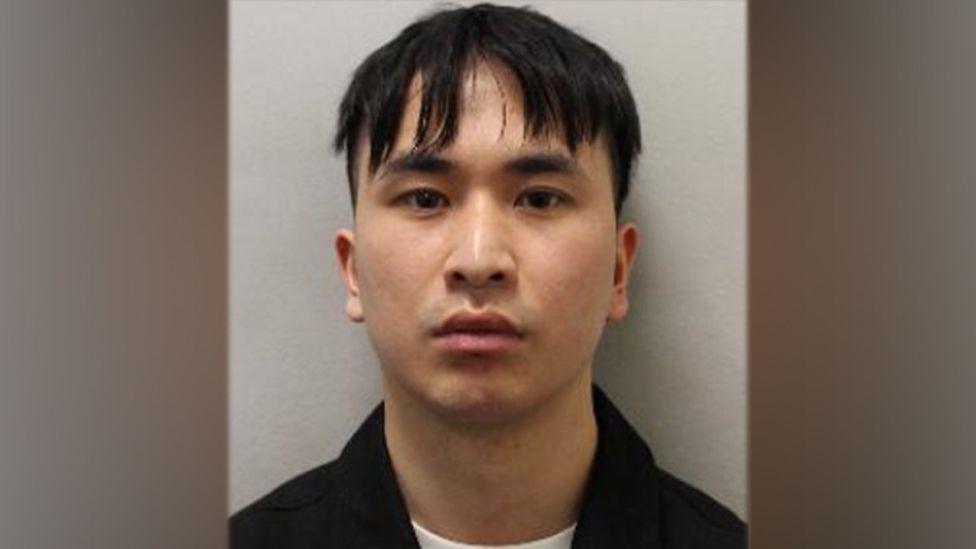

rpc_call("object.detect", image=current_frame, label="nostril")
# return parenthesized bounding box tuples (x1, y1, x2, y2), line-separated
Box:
(448, 269, 507, 286)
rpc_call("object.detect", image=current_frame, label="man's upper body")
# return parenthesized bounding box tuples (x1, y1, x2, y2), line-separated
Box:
(231, 385, 746, 548)
(233, 3, 744, 547)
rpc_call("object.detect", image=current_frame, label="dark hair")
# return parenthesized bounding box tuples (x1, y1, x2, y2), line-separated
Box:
(333, 3, 641, 215)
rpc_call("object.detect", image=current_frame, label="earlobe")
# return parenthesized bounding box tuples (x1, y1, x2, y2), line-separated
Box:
(608, 222, 640, 323)
(334, 229, 364, 322)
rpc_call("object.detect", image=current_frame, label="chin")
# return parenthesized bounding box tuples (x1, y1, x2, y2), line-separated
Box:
(396, 372, 530, 426)
(424, 372, 578, 428)
(384, 355, 585, 426)
(435, 383, 519, 423)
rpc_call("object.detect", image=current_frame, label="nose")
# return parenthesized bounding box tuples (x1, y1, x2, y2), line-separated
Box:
(444, 194, 517, 291)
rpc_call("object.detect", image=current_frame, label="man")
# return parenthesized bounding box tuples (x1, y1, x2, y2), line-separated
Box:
(232, 3, 745, 548)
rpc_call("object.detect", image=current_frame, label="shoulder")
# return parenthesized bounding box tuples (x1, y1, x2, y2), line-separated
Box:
(229, 460, 345, 549)
(656, 469, 747, 549)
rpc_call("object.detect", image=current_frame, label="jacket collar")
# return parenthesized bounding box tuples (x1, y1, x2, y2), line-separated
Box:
(571, 385, 662, 548)
(337, 384, 663, 548)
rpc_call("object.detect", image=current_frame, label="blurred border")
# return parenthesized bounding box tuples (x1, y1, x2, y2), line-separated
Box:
(1, 1, 228, 547)
(750, 1, 976, 547)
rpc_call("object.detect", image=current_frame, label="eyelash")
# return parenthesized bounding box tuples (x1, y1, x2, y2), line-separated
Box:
(401, 188, 449, 211)
(399, 188, 568, 212)
(517, 190, 566, 210)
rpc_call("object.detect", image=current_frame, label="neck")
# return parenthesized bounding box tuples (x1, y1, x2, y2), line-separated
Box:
(383, 375, 598, 546)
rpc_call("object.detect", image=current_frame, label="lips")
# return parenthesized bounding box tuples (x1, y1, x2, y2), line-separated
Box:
(432, 310, 523, 355)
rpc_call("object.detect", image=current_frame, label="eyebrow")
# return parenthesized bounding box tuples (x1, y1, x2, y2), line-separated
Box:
(505, 153, 582, 178)
(378, 151, 453, 179)
(374, 150, 583, 182)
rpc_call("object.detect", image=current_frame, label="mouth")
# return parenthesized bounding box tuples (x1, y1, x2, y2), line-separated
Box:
(432, 310, 523, 355)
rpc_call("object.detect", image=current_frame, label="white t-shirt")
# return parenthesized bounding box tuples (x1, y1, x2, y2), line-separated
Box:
(411, 521, 576, 549)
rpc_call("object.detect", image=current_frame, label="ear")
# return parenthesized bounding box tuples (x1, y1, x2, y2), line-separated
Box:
(334, 229, 364, 322)
(607, 222, 640, 322)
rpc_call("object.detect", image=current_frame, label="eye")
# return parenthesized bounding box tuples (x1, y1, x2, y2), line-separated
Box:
(401, 188, 449, 211)
(516, 189, 566, 211)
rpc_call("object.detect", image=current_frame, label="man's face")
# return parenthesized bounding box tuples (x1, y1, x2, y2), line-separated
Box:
(336, 61, 639, 424)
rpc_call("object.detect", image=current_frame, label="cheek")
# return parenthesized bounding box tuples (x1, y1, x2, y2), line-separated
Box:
(527, 225, 617, 331)
(356, 226, 435, 319)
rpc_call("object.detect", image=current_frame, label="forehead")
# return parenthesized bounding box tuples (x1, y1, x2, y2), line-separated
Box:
(355, 60, 613, 183)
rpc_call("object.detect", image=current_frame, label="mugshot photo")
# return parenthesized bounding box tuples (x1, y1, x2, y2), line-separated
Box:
(229, 1, 745, 547)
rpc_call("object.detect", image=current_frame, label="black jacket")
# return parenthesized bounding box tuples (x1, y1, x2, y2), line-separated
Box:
(231, 385, 746, 548)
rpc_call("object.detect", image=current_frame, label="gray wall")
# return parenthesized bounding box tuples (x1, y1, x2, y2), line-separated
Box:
(230, 0, 746, 517)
